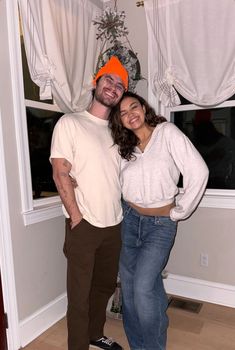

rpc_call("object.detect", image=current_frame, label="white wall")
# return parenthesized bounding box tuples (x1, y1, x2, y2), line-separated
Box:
(167, 207, 235, 284)
(107, 0, 149, 99)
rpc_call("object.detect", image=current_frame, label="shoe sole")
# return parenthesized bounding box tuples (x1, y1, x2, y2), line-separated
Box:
(90, 345, 123, 350)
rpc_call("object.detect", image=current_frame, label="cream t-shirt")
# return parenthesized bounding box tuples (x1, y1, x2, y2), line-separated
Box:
(50, 111, 122, 227)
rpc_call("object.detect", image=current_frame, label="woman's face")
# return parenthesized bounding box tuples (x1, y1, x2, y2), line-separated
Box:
(119, 96, 146, 131)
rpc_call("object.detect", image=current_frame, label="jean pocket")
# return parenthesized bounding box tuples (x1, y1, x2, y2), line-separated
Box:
(155, 216, 177, 232)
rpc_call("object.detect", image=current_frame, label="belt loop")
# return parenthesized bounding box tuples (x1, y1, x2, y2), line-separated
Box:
(154, 216, 160, 224)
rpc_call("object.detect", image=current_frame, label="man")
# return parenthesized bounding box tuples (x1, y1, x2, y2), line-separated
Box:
(50, 56, 128, 350)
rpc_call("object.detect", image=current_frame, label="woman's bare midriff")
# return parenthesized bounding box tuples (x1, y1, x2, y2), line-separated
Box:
(127, 201, 175, 216)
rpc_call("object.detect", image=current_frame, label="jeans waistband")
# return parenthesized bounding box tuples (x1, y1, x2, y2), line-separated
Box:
(122, 200, 167, 219)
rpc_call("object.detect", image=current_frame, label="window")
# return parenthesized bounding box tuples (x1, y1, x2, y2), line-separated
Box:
(26, 105, 63, 199)
(165, 96, 235, 209)
(20, 31, 64, 200)
(7, 10, 64, 225)
(172, 107, 235, 190)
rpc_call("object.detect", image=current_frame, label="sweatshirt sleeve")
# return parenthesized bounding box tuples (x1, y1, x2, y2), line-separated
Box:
(166, 123, 209, 221)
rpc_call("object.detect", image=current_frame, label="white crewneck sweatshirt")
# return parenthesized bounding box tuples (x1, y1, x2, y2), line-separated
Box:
(120, 122, 209, 221)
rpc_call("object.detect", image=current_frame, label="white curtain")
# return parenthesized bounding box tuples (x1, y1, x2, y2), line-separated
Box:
(145, 0, 235, 108)
(18, 0, 102, 113)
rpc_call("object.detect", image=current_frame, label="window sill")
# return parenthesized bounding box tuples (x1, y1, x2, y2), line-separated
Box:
(177, 189, 235, 210)
(23, 199, 63, 226)
(22, 188, 235, 226)
(200, 189, 235, 209)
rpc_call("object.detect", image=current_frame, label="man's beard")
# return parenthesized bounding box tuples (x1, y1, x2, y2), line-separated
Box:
(95, 90, 119, 108)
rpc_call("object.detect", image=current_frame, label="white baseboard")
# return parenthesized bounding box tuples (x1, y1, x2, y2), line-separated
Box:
(19, 275, 235, 347)
(19, 293, 67, 347)
(164, 273, 235, 308)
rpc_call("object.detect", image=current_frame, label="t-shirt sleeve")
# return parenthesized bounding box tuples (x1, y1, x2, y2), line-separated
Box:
(50, 114, 75, 165)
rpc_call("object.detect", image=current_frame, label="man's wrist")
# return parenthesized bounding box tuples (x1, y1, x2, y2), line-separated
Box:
(70, 214, 83, 229)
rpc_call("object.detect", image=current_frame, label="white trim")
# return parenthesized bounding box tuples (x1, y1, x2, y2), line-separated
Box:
(200, 189, 235, 209)
(23, 202, 63, 225)
(25, 99, 62, 113)
(166, 98, 235, 114)
(18, 274, 235, 347)
(176, 189, 235, 210)
(164, 273, 235, 308)
(33, 195, 61, 207)
(0, 108, 21, 349)
(10, 0, 33, 213)
(19, 293, 67, 347)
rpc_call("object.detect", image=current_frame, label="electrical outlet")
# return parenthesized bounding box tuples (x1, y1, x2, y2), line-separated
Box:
(200, 253, 209, 267)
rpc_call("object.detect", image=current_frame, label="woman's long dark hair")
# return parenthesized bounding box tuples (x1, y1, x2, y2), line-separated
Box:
(109, 91, 166, 160)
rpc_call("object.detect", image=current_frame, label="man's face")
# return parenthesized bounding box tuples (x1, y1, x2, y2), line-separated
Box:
(94, 74, 125, 108)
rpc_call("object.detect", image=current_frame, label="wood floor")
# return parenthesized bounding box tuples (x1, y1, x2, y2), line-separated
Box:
(23, 299, 235, 350)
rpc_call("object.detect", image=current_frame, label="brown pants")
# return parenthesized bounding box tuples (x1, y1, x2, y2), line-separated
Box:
(64, 219, 121, 350)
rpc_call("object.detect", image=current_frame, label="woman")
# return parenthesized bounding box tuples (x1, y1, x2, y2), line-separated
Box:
(109, 92, 209, 350)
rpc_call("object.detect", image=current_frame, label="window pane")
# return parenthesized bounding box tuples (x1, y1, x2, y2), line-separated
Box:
(171, 107, 235, 190)
(27, 107, 63, 199)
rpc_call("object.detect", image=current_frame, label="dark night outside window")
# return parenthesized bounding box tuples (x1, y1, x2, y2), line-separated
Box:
(171, 107, 235, 190)
(26, 107, 63, 199)
(21, 33, 63, 199)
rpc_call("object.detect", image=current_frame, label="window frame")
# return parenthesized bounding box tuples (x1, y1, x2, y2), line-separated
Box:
(10, 6, 62, 226)
(165, 99, 235, 209)
(24, 100, 64, 225)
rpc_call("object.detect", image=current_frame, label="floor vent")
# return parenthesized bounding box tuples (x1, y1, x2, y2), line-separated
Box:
(168, 297, 203, 314)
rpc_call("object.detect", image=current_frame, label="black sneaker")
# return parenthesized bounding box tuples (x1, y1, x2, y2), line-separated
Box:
(90, 336, 123, 350)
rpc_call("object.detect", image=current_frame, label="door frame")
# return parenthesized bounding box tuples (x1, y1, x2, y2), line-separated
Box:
(0, 270, 7, 350)
(0, 108, 21, 349)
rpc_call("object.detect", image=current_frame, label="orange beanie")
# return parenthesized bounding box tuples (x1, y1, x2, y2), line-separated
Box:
(93, 56, 128, 90)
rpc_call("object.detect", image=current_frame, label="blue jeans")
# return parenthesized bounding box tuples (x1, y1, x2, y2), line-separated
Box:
(119, 202, 177, 350)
